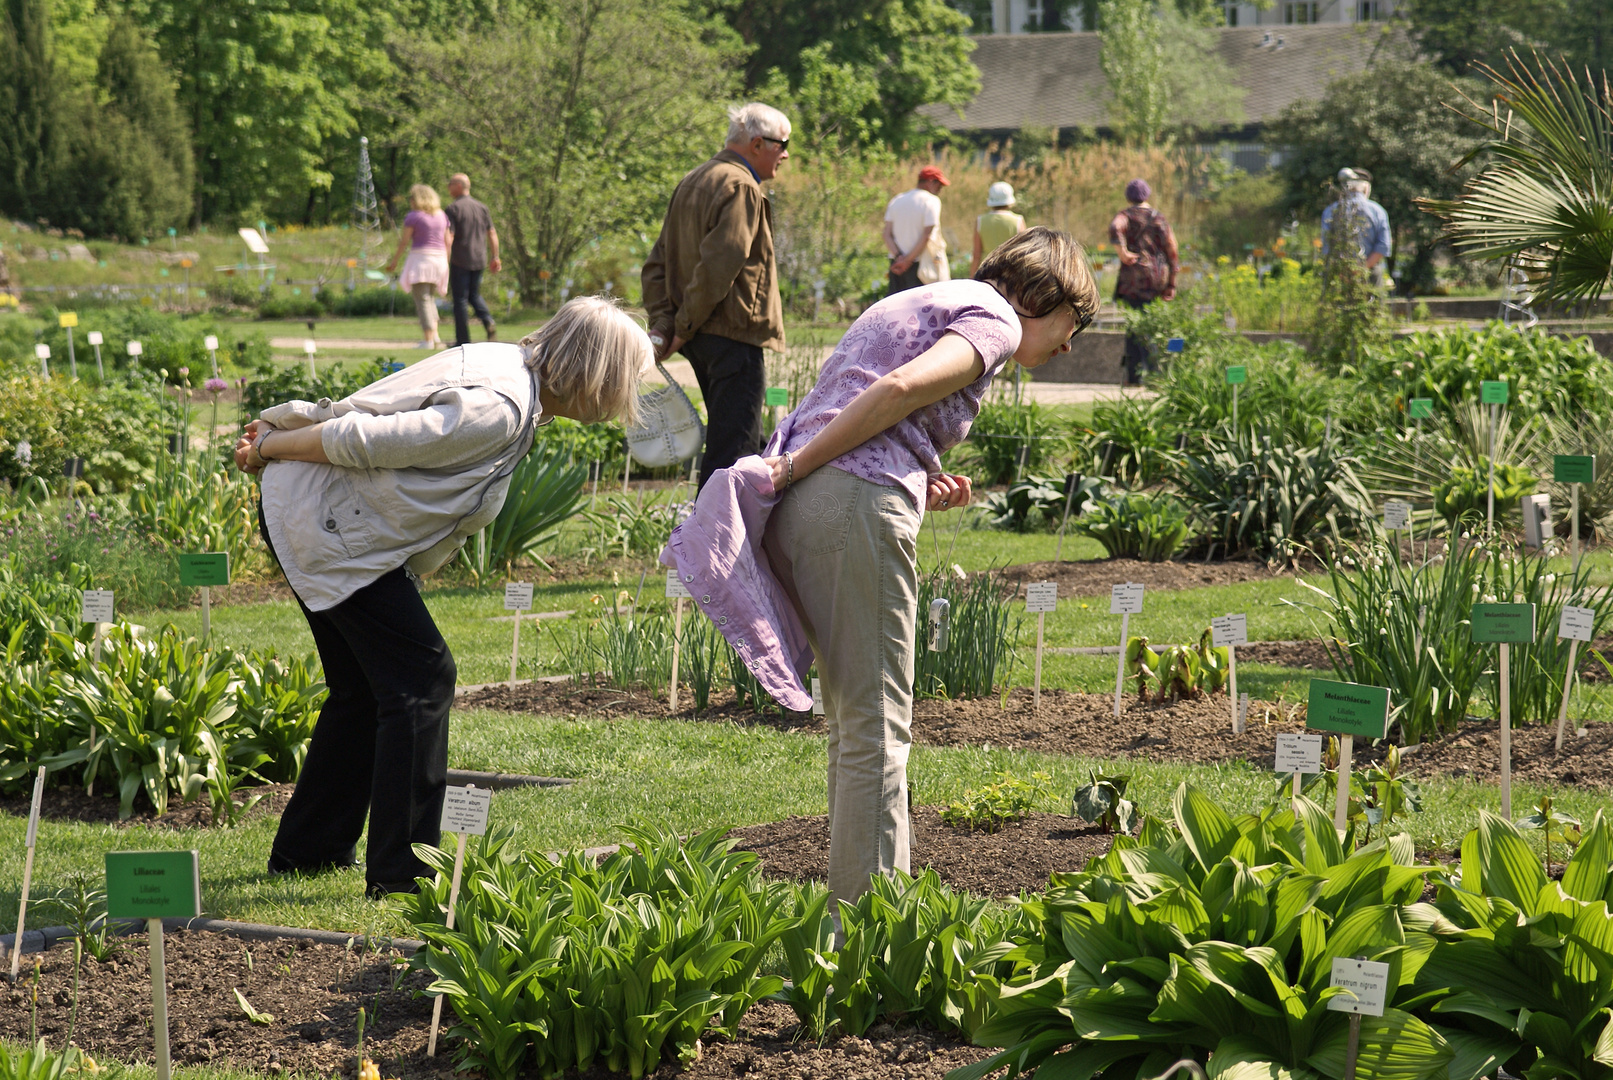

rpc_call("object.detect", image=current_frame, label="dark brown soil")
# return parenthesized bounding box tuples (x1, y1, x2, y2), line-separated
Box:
(729, 806, 1112, 898)
(3, 932, 990, 1080)
(0, 783, 294, 829)
(1238, 640, 1335, 669)
(1391, 717, 1613, 789)
(998, 556, 1313, 596)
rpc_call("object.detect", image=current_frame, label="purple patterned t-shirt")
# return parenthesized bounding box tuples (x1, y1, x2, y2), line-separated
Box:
(770, 279, 1021, 508)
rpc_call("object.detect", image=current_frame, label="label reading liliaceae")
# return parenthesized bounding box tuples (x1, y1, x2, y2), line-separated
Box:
(105, 850, 201, 920)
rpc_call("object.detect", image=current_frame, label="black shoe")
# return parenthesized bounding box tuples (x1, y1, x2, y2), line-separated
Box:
(267, 851, 358, 878)
(484, 321, 497, 341)
(365, 880, 420, 901)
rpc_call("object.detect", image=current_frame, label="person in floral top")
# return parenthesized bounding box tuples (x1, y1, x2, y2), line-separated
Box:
(761, 227, 1099, 907)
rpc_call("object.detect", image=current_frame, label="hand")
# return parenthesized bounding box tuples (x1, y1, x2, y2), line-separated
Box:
(383, 260, 397, 274)
(490, 257, 502, 273)
(764, 454, 788, 493)
(234, 419, 272, 475)
(891, 256, 912, 275)
(656, 334, 686, 363)
(1117, 250, 1139, 267)
(926, 473, 973, 513)
(1162, 283, 1177, 301)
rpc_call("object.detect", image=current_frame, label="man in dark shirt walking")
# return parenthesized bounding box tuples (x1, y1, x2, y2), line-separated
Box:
(443, 173, 502, 345)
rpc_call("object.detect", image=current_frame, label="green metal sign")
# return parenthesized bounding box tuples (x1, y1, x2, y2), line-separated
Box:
(1307, 679, 1390, 739)
(1554, 455, 1596, 485)
(1480, 380, 1509, 405)
(764, 387, 790, 407)
(178, 553, 230, 587)
(1225, 366, 1247, 385)
(106, 851, 200, 919)
(1471, 603, 1536, 644)
(1408, 398, 1434, 420)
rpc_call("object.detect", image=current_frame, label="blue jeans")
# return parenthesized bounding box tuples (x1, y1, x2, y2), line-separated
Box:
(450, 265, 494, 345)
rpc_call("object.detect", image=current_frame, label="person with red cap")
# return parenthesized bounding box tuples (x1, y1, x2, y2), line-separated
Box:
(882, 165, 950, 296)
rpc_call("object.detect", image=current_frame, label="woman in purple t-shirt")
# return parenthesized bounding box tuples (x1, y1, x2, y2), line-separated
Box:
(385, 184, 454, 349)
(760, 227, 1099, 908)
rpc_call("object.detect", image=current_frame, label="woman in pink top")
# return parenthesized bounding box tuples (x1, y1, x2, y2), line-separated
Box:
(385, 184, 453, 349)
(764, 227, 1098, 907)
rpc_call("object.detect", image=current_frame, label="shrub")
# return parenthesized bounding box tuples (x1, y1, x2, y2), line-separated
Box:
(4, 502, 185, 612)
(939, 771, 1050, 832)
(1072, 491, 1191, 561)
(459, 445, 588, 581)
(979, 474, 1101, 533)
(960, 395, 1068, 486)
(127, 456, 264, 583)
(0, 361, 165, 491)
(239, 354, 388, 419)
(1084, 394, 1175, 487)
(24, 305, 271, 383)
(1174, 424, 1374, 559)
(1153, 341, 1353, 446)
(1433, 460, 1537, 525)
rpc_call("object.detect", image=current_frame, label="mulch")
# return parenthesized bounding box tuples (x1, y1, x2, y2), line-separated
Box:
(729, 806, 1113, 898)
(3, 931, 992, 1080)
(0, 784, 294, 830)
(995, 555, 1318, 596)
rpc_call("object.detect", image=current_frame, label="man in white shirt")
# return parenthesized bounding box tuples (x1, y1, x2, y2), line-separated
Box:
(882, 165, 948, 296)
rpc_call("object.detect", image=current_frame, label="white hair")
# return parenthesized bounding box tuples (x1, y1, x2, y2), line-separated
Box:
(519, 296, 648, 426)
(1346, 179, 1371, 197)
(725, 102, 790, 146)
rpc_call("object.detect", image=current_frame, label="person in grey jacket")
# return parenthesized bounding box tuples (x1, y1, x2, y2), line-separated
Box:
(234, 296, 646, 898)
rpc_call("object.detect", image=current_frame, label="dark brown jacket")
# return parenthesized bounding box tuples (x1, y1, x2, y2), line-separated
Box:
(641, 150, 785, 352)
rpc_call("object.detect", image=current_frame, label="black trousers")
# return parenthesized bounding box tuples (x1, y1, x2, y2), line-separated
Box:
(450, 265, 494, 346)
(1119, 296, 1154, 385)
(681, 332, 765, 491)
(267, 557, 455, 890)
(887, 261, 922, 296)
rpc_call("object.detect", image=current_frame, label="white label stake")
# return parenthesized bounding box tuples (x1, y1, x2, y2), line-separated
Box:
(81, 589, 113, 794)
(811, 678, 825, 716)
(666, 571, 691, 710)
(1026, 583, 1057, 712)
(10, 766, 46, 980)
(150, 918, 171, 1080)
(1111, 583, 1144, 717)
(200, 586, 210, 641)
(1212, 614, 1248, 732)
(1333, 735, 1354, 833)
(1500, 642, 1512, 819)
(1556, 605, 1594, 750)
(429, 786, 492, 1056)
(504, 583, 534, 686)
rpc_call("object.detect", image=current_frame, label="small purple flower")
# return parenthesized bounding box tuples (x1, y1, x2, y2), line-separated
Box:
(178, 366, 190, 377)
(205, 377, 228, 394)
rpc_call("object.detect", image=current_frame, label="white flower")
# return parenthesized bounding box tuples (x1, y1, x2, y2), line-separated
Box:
(1472, 583, 1480, 595)
(1483, 594, 1498, 603)
(952, 563, 968, 581)
(1544, 573, 1556, 585)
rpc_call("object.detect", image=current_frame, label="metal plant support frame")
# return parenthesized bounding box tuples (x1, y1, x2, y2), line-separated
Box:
(1499, 259, 1539, 329)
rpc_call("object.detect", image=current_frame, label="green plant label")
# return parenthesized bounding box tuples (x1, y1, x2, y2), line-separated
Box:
(1554, 455, 1596, 484)
(1306, 679, 1389, 738)
(1471, 603, 1536, 643)
(1225, 365, 1247, 385)
(1480, 380, 1509, 405)
(765, 387, 789, 407)
(178, 553, 230, 587)
(105, 850, 201, 919)
(1328, 957, 1390, 1016)
(439, 786, 492, 836)
(1408, 398, 1434, 419)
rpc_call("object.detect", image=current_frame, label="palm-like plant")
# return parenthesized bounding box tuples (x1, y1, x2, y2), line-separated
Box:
(1425, 53, 1613, 309)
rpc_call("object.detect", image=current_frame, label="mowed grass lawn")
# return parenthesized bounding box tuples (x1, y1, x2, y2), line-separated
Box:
(8, 523, 1612, 936)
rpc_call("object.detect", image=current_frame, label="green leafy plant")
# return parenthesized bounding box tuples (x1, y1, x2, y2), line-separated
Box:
(44, 872, 118, 965)
(1070, 771, 1137, 834)
(459, 444, 587, 581)
(962, 395, 1069, 486)
(1085, 394, 1176, 487)
(677, 612, 724, 712)
(234, 988, 275, 1025)
(980, 474, 1101, 533)
(1515, 794, 1581, 872)
(583, 490, 688, 560)
(1359, 745, 1423, 844)
(1124, 635, 1160, 700)
(1071, 490, 1191, 561)
(940, 771, 1050, 832)
(0, 1040, 97, 1080)
(127, 454, 263, 580)
(229, 651, 325, 783)
(1433, 460, 1539, 525)
(913, 567, 1021, 700)
(1175, 423, 1375, 560)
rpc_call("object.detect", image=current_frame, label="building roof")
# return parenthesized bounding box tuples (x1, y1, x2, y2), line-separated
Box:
(918, 23, 1399, 136)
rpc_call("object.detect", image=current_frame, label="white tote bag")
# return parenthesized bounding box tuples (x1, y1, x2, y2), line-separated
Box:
(626, 361, 705, 469)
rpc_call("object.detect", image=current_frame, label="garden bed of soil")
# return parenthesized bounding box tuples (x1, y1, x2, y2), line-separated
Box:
(997, 555, 1313, 595)
(1385, 716, 1613, 789)
(0, 783, 294, 829)
(729, 806, 1113, 897)
(3, 931, 992, 1080)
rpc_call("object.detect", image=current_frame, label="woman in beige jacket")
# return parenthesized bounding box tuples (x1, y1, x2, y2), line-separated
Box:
(233, 296, 645, 898)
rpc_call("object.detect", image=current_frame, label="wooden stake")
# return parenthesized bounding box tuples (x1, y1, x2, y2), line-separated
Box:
(88, 624, 104, 797)
(427, 831, 469, 1058)
(1054, 475, 1079, 563)
(9, 766, 44, 981)
(669, 596, 685, 710)
(1232, 382, 1239, 433)
(1333, 735, 1354, 833)
(150, 918, 172, 1080)
(200, 586, 211, 641)
(1572, 481, 1581, 575)
(1487, 403, 1497, 533)
(1033, 612, 1045, 713)
(1343, 1013, 1363, 1080)
(1500, 642, 1512, 819)
(1228, 646, 1240, 732)
(622, 452, 631, 494)
(508, 611, 521, 687)
(1555, 637, 1580, 752)
(1292, 768, 1302, 817)
(1113, 612, 1130, 718)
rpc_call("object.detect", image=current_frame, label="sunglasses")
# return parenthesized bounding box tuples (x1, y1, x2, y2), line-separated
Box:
(1019, 296, 1093, 338)
(760, 136, 790, 151)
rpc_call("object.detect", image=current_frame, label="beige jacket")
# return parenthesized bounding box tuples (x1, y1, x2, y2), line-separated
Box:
(258, 343, 538, 610)
(641, 149, 785, 352)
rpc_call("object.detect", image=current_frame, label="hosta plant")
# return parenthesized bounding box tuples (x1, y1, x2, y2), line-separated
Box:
(1070, 771, 1137, 834)
(1072, 491, 1192, 561)
(951, 784, 1449, 1080)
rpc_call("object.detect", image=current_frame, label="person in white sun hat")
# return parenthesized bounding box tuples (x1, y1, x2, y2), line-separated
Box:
(970, 181, 1026, 277)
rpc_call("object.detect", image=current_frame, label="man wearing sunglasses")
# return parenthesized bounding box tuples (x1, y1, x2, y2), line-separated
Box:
(643, 102, 791, 490)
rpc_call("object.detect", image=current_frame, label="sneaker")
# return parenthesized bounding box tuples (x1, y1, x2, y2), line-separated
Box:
(366, 879, 420, 901)
(267, 851, 358, 878)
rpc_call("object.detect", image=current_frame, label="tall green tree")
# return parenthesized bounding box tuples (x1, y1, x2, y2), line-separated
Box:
(394, 0, 740, 303)
(703, 0, 978, 151)
(0, 0, 61, 222)
(1406, 0, 1608, 82)
(1267, 60, 1488, 294)
(1099, 0, 1166, 143)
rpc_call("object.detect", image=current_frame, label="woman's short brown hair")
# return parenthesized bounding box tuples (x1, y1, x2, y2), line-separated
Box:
(974, 226, 1100, 329)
